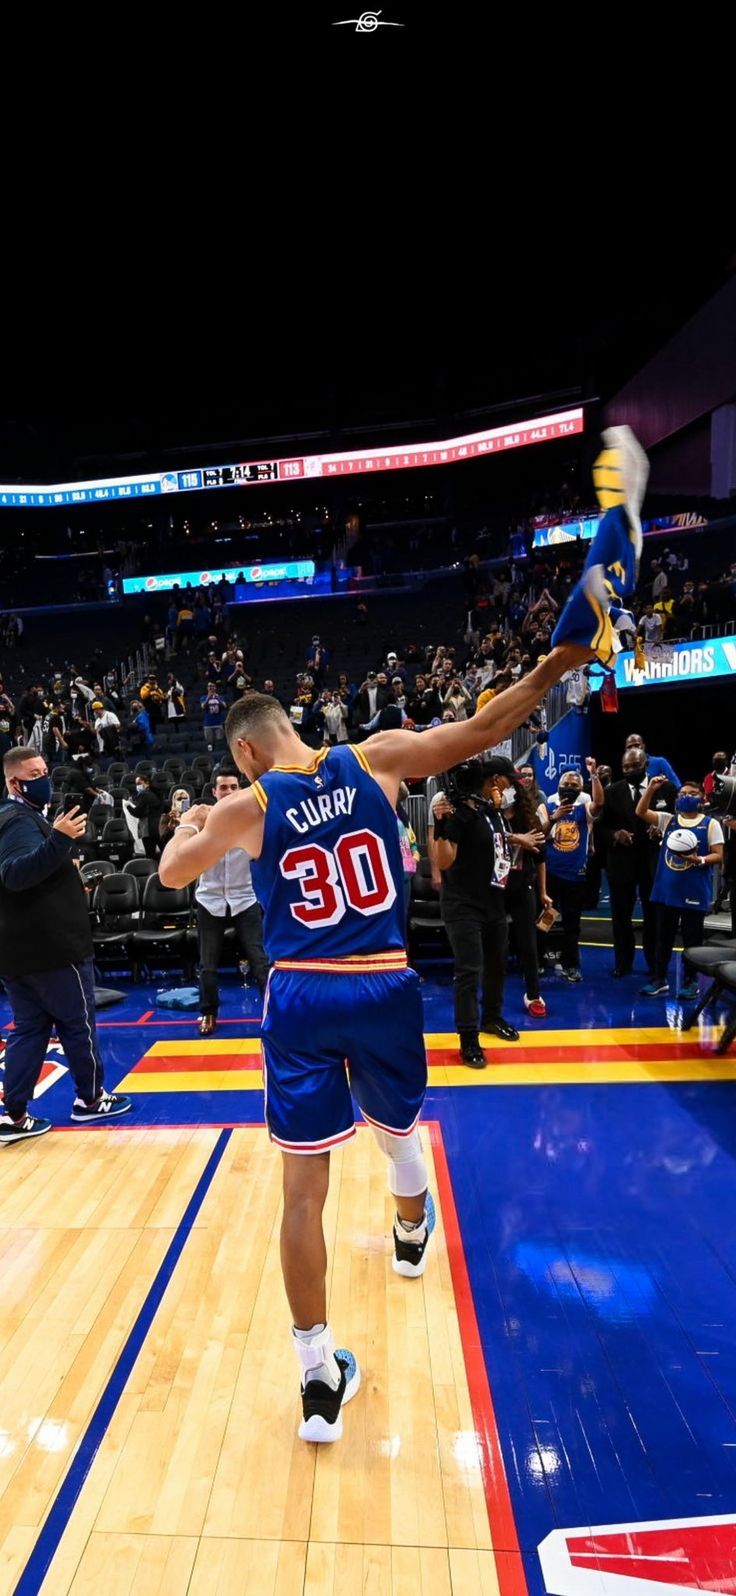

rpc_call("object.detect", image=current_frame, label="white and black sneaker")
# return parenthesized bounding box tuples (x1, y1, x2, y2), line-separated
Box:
(298, 1349, 361, 1443)
(392, 1192, 436, 1279)
(0, 1112, 52, 1147)
(71, 1091, 133, 1122)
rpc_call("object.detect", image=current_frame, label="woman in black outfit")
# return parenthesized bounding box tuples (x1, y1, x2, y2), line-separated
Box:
(502, 773, 551, 1018)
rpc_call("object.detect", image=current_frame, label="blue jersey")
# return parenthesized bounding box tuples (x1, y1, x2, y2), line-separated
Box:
(651, 811, 712, 911)
(250, 744, 405, 961)
(546, 794, 591, 881)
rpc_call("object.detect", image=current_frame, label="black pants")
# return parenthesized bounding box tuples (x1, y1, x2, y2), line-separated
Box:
(142, 835, 159, 861)
(547, 875, 587, 971)
(505, 880, 540, 999)
(197, 901, 270, 1013)
(653, 905, 706, 982)
(608, 866, 657, 974)
(444, 910, 508, 1034)
(2, 957, 104, 1119)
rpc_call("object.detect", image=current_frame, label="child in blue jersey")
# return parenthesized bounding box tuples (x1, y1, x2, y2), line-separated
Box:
(160, 645, 594, 1442)
(635, 776, 724, 998)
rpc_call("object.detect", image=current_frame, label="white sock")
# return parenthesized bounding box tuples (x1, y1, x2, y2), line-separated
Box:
(396, 1210, 427, 1244)
(292, 1322, 341, 1390)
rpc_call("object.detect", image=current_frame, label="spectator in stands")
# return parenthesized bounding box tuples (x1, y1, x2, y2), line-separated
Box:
(545, 765, 604, 982)
(637, 603, 664, 648)
(128, 700, 154, 754)
(159, 787, 192, 848)
(262, 679, 280, 702)
(502, 773, 550, 1017)
(518, 764, 550, 829)
(306, 634, 330, 682)
(64, 757, 103, 815)
(140, 674, 166, 733)
(704, 751, 729, 799)
(562, 664, 589, 711)
(165, 673, 186, 719)
(405, 674, 440, 725)
(383, 649, 407, 682)
(335, 672, 356, 713)
(636, 777, 724, 998)
(176, 599, 195, 652)
(624, 734, 680, 788)
(317, 688, 349, 746)
(124, 773, 162, 861)
(600, 747, 671, 979)
(462, 662, 481, 702)
(185, 768, 269, 1037)
(224, 654, 250, 702)
(653, 586, 675, 635)
(91, 699, 121, 756)
(674, 579, 701, 634)
(353, 671, 389, 728)
(201, 681, 227, 750)
(440, 673, 474, 720)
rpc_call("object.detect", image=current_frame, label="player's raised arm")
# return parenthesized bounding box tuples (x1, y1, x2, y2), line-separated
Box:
(159, 788, 264, 888)
(364, 643, 593, 785)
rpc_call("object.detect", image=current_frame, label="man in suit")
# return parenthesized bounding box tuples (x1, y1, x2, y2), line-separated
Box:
(600, 747, 675, 977)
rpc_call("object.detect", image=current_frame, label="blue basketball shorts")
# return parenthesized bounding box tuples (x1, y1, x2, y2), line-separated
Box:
(260, 961, 428, 1154)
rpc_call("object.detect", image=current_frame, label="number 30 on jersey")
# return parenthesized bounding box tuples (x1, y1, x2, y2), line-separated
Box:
(280, 828, 397, 927)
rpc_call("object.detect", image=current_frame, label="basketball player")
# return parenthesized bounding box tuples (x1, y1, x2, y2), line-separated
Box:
(160, 639, 591, 1441)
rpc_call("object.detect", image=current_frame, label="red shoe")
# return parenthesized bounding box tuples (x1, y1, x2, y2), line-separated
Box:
(524, 994, 547, 1018)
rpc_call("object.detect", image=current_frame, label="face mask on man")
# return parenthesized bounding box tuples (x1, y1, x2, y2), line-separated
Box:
(560, 784, 580, 802)
(500, 787, 516, 811)
(713, 758, 727, 774)
(19, 774, 53, 809)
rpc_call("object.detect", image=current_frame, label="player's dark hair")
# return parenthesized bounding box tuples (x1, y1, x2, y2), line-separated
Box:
(225, 692, 290, 748)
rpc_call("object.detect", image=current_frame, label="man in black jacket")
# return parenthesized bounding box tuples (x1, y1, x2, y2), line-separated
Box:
(0, 747, 132, 1146)
(124, 772, 162, 860)
(600, 747, 675, 977)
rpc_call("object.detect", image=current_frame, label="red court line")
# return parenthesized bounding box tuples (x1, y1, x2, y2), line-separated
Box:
(428, 1121, 528, 1590)
(427, 1041, 719, 1067)
(132, 1055, 262, 1074)
(95, 1016, 262, 1028)
(136, 1010, 154, 1024)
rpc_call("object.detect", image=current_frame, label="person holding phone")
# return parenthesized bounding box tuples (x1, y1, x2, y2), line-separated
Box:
(182, 769, 269, 1036)
(124, 772, 162, 860)
(545, 764, 604, 982)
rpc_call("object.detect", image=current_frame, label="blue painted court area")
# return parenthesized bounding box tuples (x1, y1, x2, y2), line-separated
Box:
(3, 939, 736, 1590)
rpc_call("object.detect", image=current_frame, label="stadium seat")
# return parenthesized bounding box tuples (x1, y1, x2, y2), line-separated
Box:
(132, 874, 191, 977)
(163, 756, 185, 780)
(91, 872, 138, 969)
(122, 856, 158, 901)
(100, 816, 134, 867)
(107, 761, 129, 784)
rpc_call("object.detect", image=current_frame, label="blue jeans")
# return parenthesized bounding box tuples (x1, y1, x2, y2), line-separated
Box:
(2, 957, 105, 1119)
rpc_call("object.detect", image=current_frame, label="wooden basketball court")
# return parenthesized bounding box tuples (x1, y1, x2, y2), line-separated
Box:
(0, 1125, 504, 1595)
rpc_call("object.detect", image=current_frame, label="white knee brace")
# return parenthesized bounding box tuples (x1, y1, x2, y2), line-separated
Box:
(369, 1125, 427, 1198)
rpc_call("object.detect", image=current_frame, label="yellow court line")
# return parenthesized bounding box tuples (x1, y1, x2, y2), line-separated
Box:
(423, 1026, 722, 1049)
(145, 1038, 263, 1057)
(142, 1027, 723, 1058)
(117, 1059, 736, 1095)
(117, 1069, 266, 1093)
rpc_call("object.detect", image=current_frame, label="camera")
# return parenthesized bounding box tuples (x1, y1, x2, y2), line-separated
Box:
(709, 775, 736, 820)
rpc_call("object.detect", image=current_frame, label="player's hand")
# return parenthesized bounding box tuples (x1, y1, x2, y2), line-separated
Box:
(53, 806, 87, 839)
(177, 804, 210, 833)
(614, 829, 634, 846)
